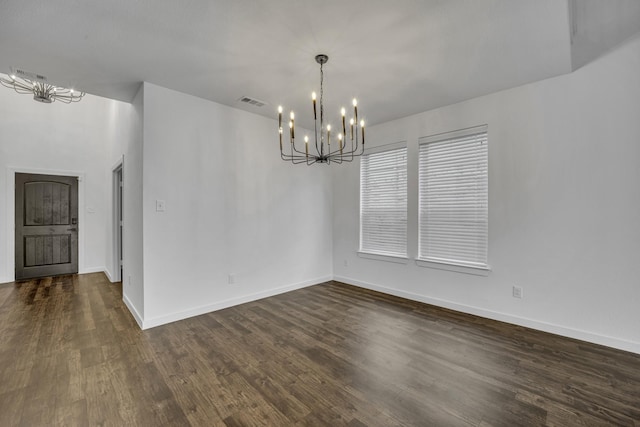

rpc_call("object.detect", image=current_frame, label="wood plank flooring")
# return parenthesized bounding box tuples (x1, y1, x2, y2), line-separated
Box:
(0, 273, 638, 426)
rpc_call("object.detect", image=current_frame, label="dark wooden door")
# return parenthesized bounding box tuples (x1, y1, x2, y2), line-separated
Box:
(15, 173, 78, 280)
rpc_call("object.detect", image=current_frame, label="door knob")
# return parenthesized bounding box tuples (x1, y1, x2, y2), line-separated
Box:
(67, 228, 77, 232)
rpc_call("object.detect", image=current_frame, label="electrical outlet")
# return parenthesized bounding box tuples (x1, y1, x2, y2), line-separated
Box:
(156, 200, 165, 212)
(228, 274, 236, 284)
(512, 285, 523, 299)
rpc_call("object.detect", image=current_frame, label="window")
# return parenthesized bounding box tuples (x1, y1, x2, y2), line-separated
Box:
(359, 144, 407, 258)
(418, 125, 488, 270)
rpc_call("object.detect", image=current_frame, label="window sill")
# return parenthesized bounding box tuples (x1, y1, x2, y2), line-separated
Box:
(415, 259, 490, 276)
(357, 251, 409, 264)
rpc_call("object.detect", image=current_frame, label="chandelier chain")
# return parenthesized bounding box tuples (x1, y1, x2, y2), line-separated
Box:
(320, 62, 324, 153)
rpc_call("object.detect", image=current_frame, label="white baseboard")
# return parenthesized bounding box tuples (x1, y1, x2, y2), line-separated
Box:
(123, 293, 144, 329)
(103, 268, 114, 283)
(0, 276, 12, 285)
(140, 275, 332, 330)
(80, 266, 107, 275)
(334, 275, 640, 355)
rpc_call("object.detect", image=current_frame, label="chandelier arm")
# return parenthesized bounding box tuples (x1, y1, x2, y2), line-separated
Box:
(15, 79, 33, 91)
(325, 145, 346, 157)
(0, 78, 16, 89)
(354, 126, 359, 152)
(281, 155, 306, 162)
(330, 139, 364, 161)
(288, 120, 309, 157)
(334, 138, 362, 161)
(282, 153, 309, 164)
(53, 88, 83, 99)
(340, 141, 365, 158)
(350, 133, 363, 157)
(333, 156, 354, 163)
(13, 85, 36, 95)
(58, 93, 85, 103)
(306, 140, 312, 165)
(1, 79, 33, 93)
(289, 131, 294, 158)
(344, 145, 357, 156)
(329, 134, 357, 157)
(321, 140, 366, 161)
(291, 139, 309, 156)
(281, 149, 307, 158)
(334, 157, 351, 165)
(282, 154, 298, 162)
(44, 84, 54, 98)
(327, 154, 343, 164)
(342, 142, 359, 154)
(289, 123, 303, 156)
(343, 136, 354, 162)
(281, 150, 309, 160)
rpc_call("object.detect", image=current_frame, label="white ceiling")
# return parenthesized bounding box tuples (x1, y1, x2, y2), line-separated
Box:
(0, 0, 638, 129)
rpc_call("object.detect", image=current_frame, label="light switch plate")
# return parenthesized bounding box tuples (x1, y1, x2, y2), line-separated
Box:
(156, 200, 166, 212)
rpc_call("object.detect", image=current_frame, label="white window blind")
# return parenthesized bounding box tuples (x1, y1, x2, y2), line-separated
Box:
(418, 125, 488, 269)
(360, 145, 407, 258)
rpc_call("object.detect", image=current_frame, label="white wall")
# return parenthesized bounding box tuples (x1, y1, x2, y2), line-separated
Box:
(0, 87, 134, 284)
(333, 35, 640, 354)
(105, 85, 145, 322)
(140, 83, 332, 327)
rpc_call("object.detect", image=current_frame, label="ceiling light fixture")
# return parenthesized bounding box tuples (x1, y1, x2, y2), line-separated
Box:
(278, 54, 365, 165)
(0, 69, 85, 104)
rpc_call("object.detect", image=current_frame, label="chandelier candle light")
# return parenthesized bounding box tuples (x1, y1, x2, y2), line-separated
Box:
(0, 69, 85, 104)
(278, 54, 365, 165)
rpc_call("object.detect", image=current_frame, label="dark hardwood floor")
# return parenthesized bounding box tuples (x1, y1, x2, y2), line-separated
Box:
(0, 273, 638, 426)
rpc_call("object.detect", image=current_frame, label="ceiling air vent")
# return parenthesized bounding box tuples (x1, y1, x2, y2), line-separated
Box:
(238, 96, 266, 108)
(11, 67, 47, 82)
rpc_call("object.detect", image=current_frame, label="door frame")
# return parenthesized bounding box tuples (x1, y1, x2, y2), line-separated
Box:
(111, 157, 124, 282)
(5, 167, 86, 283)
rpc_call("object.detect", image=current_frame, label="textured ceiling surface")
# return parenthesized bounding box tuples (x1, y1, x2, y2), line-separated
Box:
(0, 1, 636, 128)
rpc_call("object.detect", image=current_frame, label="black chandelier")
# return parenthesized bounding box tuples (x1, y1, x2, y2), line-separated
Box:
(278, 54, 365, 165)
